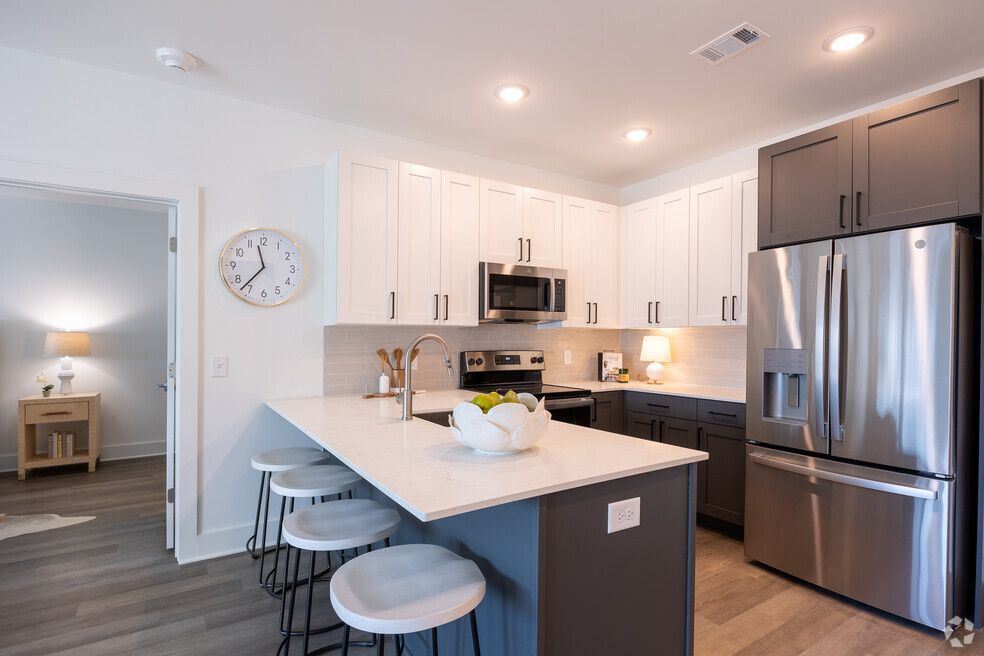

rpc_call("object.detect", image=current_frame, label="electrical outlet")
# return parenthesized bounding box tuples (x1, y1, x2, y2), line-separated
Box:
(211, 355, 229, 377)
(607, 497, 641, 534)
(563, 349, 572, 365)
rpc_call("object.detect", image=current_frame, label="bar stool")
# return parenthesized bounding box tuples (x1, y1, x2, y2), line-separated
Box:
(248, 448, 332, 584)
(264, 465, 364, 597)
(330, 544, 485, 656)
(281, 499, 402, 655)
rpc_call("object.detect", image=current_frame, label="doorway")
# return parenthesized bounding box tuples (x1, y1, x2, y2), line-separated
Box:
(0, 183, 178, 549)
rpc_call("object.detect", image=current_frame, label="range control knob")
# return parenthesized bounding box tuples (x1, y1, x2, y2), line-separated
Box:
(467, 358, 476, 366)
(530, 356, 537, 364)
(475, 358, 484, 366)
(536, 356, 544, 364)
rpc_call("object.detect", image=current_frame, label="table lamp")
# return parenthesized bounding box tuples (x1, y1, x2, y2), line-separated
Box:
(44, 331, 90, 395)
(640, 335, 671, 384)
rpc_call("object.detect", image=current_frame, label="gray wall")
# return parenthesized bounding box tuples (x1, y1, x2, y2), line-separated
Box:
(0, 191, 169, 470)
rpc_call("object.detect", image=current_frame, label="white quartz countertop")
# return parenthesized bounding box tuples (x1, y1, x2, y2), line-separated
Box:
(554, 380, 746, 403)
(266, 390, 707, 522)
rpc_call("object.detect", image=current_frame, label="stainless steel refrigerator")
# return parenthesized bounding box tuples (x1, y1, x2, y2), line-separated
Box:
(744, 223, 979, 631)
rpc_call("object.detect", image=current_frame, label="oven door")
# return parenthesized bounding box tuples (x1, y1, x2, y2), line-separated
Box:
(544, 397, 594, 427)
(480, 262, 566, 322)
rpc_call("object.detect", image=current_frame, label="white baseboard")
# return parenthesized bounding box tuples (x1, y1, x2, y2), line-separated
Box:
(0, 440, 165, 473)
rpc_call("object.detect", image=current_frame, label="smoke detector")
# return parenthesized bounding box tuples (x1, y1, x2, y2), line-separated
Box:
(691, 22, 769, 65)
(155, 47, 198, 73)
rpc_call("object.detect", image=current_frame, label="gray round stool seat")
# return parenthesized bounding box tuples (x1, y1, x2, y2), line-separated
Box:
(282, 499, 401, 552)
(251, 447, 331, 473)
(330, 543, 486, 636)
(270, 465, 362, 499)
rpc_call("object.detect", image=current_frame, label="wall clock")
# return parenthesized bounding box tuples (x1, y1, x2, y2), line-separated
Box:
(219, 228, 304, 306)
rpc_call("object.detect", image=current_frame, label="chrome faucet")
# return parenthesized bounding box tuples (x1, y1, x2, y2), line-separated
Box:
(397, 333, 455, 420)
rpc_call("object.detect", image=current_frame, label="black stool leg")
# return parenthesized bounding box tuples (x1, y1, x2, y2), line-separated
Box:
(246, 471, 266, 558)
(340, 625, 351, 656)
(431, 628, 438, 656)
(264, 495, 288, 595)
(469, 610, 481, 656)
(279, 544, 292, 634)
(302, 550, 317, 655)
(376, 634, 385, 656)
(257, 477, 274, 586)
(283, 545, 302, 655)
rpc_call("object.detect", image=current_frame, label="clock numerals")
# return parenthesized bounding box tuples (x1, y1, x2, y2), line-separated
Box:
(222, 228, 302, 306)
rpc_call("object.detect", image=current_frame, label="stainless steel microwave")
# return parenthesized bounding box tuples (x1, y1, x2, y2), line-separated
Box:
(479, 262, 567, 323)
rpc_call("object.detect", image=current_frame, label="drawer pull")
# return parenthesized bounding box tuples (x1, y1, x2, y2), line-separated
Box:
(646, 403, 670, 409)
(707, 410, 738, 418)
(41, 411, 72, 416)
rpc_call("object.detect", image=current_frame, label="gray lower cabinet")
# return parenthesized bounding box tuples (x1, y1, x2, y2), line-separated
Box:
(697, 422, 746, 526)
(625, 410, 658, 440)
(589, 391, 624, 434)
(658, 416, 699, 451)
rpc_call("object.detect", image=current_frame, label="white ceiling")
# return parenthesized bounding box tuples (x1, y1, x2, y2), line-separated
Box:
(3, 0, 984, 187)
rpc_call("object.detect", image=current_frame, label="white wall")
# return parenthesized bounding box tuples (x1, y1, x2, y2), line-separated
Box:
(0, 46, 620, 558)
(0, 192, 169, 470)
(620, 64, 984, 204)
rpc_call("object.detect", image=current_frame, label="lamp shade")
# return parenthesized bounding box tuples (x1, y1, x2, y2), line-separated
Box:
(640, 335, 671, 363)
(44, 331, 91, 357)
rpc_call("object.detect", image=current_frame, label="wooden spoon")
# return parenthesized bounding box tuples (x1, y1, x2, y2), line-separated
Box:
(393, 347, 404, 368)
(410, 348, 421, 363)
(376, 348, 393, 372)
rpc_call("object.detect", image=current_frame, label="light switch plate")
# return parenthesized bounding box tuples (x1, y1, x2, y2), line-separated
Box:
(563, 349, 572, 365)
(607, 497, 641, 534)
(211, 355, 229, 377)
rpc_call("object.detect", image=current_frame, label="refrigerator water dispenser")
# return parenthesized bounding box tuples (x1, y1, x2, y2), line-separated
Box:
(762, 348, 808, 423)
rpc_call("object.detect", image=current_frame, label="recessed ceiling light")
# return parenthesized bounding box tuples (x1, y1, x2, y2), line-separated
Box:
(623, 127, 652, 142)
(823, 27, 873, 53)
(495, 84, 529, 103)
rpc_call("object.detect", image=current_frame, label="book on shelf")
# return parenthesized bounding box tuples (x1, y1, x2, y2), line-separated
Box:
(65, 432, 74, 457)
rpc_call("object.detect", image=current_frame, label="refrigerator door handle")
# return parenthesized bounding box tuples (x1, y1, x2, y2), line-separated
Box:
(815, 255, 830, 440)
(829, 253, 845, 441)
(748, 453, 938, 500)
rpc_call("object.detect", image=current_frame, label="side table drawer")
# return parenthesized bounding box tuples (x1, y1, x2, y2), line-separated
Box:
(26, 402, 88, 424)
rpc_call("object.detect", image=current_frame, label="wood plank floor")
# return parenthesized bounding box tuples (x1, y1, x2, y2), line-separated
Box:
(0, 457, 964, 655)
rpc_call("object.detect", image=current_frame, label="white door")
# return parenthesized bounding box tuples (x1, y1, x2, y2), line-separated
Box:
(562, 196, 592, 326)
(654, 189, 690, 327)
(440, 171, 480, 326)
(398, 163, 442, 325)
(689, 176, 733, 326)
(589, 202, 619, 328)
(620, 199, 657, 328)
(523, 187, 563, 268)
(336, 153, 399, 323)
(165, 206, 177, 550)
(479, 179, 524, 264)
(731, 169, 758, 325)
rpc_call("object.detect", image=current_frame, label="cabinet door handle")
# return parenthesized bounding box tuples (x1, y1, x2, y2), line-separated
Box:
(434, 293, 439, 321)
(838, 194, 846, 229)
(659, 419, 666, 442)
(586, 302, 591, 324)
(390, 291, 396, 320)
(592, 302, 598, 324)
(731, 295, 737, 321)
(721, 296, 727, 322)
(698, 425, 705, 450)
(648, 301, 653, 324)
(444, 295, 449, 321)
(655, 301, 660, 324)
(517, 237, 523, 262)
(526, 239, 531, 262)
(855, 191, 862, 227)
(40, 411, 71, 416)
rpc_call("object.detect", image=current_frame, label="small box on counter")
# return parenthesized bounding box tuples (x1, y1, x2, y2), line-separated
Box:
(597, 351, 623, 382)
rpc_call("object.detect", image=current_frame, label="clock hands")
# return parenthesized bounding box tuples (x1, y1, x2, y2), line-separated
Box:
(240, 245, 266, 290)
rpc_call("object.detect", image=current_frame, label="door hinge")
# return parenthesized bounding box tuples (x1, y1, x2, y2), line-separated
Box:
(169, 236, 177, 253)
(167, 488, 175, 503)
(167, 362, 176, 379)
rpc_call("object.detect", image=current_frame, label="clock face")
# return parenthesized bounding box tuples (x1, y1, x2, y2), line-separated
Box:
(219, 228, 304, 306)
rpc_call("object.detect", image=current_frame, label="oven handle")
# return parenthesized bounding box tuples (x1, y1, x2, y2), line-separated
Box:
(543, 397, 596, 415)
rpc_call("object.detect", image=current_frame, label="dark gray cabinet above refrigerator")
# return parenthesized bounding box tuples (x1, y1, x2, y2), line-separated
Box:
(759, 79, 981, 248)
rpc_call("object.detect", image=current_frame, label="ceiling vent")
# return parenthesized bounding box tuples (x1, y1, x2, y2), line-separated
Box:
(690, 22, 769, 65)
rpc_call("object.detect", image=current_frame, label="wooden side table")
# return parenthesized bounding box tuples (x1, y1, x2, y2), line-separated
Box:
(17, 392, 101, 480)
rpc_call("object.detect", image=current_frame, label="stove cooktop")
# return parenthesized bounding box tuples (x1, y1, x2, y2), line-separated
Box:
(462, 383, 590, 399)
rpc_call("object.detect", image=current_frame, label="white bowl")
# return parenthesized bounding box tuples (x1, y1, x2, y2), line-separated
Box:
(449, 395, 551, 455)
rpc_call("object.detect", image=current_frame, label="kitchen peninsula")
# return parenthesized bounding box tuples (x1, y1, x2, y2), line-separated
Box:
(268, 390, 708, 655)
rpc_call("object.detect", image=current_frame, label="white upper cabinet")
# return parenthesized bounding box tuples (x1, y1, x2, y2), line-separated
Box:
(326, 152, 399, 325)
(441, 171, 480, 326)
(589, 202, 619, 327)
(398, 163, 442, 325)
(731, 169, 758, 326)
(523, 187, 563, 268)
(480, 181, 563, 268)
(620, 199, 658, 328)
(654, 189, 690, 327)
(479, 180, 524, 264)
(562, 196, 593, 326)
(689, 176, 734, 326)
